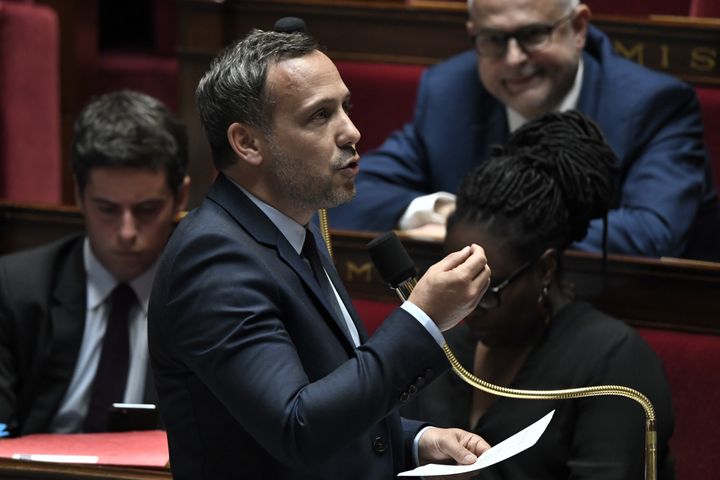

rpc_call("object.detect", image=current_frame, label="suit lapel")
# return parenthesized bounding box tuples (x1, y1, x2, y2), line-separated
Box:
(473, 95, 509, 165)
(308, 223, 368, 344)
(311, 224, 368, 345)
(577, 49, 601, 119)
(22, 240, 87, 434)
(207, 174, 360, 348)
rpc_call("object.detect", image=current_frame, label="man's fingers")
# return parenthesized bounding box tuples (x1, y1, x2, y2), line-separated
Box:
(439, 430, 489, 465)
(436, 245, 472, 271)
(464, 432, 491, 455)
(451, 244, 488, 278)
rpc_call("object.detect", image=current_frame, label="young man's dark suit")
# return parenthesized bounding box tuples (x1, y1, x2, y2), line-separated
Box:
(149, 173, 448, 479)
(0, 236, 157, 436)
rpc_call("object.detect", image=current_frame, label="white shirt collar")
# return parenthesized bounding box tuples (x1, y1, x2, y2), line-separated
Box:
(506, 57, 584, 132)
(225, 177, 307, 255)
(83, 237, 158, 313)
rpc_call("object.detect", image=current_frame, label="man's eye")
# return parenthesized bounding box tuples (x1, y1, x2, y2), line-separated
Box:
(97, 205, 118, 215)
(312, 109, 329, 121)
(343, 102, 354, 114)
(135, 204, 163, 217)
(482, 32, 507, 45)
(518, 26, 550, 44)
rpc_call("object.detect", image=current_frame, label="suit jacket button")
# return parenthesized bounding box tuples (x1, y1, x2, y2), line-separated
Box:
(408, 384, 418, 395)
(373, 436, 387, 454)
(399, 392, 410, 403)
(415, 376, 426, 388)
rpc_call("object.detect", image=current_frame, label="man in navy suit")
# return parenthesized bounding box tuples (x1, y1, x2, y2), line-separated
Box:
(148, 30, 494, 479)
(330, 0, 720, 261)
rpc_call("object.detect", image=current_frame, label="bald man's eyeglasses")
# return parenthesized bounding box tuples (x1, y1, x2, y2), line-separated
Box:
(471, 12, 575, 59)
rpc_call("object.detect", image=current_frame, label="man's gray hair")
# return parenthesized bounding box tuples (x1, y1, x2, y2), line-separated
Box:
(195, 29, 318, 170)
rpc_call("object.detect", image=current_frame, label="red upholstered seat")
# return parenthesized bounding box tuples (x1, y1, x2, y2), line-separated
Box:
(92, 0, 180, 113)
(0, 0, 61, 204)
(690, 0, 720, 18)
(95, 52, 179, 113)
(638, 328, 720, 480)
(335, 61, 425, 154)
(352, 298, 398, 335)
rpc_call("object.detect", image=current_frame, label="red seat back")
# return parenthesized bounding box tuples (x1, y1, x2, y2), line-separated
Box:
(690, 0, 720, 18)
(0, 0, 61, 203)
(335, 61, 425, 154)
(638, 328, 720, 480)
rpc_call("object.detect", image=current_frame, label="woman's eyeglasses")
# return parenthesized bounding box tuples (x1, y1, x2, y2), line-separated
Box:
(477, 258, 537, 310)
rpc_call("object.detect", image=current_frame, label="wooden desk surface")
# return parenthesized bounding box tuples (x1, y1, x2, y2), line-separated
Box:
(3, 201, 720, 335)
(0, 458, 170, 480)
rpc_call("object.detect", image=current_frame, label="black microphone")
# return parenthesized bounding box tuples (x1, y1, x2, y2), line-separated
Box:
(367, 232, 418, 301)
(273, 17, 307, 34)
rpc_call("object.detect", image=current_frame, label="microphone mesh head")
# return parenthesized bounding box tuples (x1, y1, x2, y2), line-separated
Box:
(367, 232, 417, 288)
(273, 17, 308, 34)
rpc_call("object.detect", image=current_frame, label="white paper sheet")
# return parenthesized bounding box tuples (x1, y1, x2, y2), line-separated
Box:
(398, 409, 555, 477)
(12, 454, 99, 463)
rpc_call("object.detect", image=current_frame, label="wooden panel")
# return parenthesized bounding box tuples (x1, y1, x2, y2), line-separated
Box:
(0, 202, 84, 254)
(3, 202, 719, 335)
(329, 229, 720, 334)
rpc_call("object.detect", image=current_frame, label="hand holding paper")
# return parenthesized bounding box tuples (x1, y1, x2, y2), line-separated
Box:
(399, 410, 555, 477)
(417, 426, 491, 468)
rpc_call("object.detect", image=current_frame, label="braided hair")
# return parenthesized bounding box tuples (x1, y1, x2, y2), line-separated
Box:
(449, 110, 618, 261)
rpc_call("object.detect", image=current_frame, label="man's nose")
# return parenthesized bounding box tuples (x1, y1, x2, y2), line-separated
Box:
(119, 210, 138, 242)
(504, 38, 529, 65)
(338, 109, 361, 149)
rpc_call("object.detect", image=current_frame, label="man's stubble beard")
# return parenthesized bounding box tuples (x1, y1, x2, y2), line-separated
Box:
(268, 142, 356, 212)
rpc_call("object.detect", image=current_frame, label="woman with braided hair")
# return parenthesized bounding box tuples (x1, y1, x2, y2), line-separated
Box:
(401, 111, 676, 479)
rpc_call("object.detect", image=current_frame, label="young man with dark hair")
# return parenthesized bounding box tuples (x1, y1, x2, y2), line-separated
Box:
(0, 90, 190, 436)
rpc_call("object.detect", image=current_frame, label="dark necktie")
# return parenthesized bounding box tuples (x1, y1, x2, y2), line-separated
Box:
(302, 229, 351, 339)
(83, 283, 136, 432)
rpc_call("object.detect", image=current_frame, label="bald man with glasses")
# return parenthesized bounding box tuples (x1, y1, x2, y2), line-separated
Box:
(330, 0, 720, 262)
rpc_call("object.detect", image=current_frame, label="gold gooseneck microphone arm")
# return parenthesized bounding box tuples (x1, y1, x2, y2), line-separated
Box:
(317, 213, 656, 480)
(442, 346, 656, 480)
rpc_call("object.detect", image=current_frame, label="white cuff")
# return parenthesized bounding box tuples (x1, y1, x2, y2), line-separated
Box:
(398, 192, 457, 230)
(412, 426, 438, 467)
(400, 301, 445, 347)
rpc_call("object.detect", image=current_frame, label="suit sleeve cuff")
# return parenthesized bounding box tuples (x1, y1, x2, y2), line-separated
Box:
(401, 301, 445, 347)
(413, 425, 438, 466)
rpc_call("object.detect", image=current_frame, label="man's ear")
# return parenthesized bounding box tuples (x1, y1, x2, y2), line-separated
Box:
(227, 122, 265, 166)
(465, 19, 475, 38)
(174, 176, 191, 216)
(572, 4, 591, 50)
